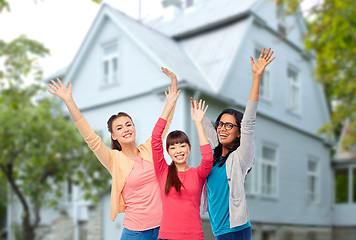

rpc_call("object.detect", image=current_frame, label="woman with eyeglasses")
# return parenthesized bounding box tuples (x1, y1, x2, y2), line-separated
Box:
(48, 67, 178, 240)
(201, 48, 275, 240)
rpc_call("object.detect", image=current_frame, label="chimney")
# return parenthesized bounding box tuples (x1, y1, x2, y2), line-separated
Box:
(162, 0, 182, 20)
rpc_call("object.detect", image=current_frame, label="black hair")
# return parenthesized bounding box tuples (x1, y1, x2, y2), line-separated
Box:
(213, 108, 243, 167)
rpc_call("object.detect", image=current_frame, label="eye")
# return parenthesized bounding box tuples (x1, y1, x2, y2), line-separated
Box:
(181, 143, 187, 147)
(117, 127, 122, 131)
(126, 123, 132, 127)
(169, 146, 175, 150)
(227, 123, 233, 128)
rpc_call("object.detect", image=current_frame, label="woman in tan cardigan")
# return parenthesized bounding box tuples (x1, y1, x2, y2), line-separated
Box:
(48, 67, 177, 240)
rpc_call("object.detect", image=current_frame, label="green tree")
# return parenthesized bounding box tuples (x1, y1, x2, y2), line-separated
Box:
(0, 36, 111, 240)
(278, 0, 356, 148)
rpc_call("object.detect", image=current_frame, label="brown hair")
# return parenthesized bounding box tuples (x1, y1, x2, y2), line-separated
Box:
(107, 112, 134, 151)
(165, 130, 191, 195)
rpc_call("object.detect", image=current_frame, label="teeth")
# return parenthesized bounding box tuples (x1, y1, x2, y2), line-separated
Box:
(123, 133, 131, 138)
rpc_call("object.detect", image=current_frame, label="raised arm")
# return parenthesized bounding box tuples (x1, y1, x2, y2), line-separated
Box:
(191, 97, 219, 148)
(236, 48, 275, 174)
(161, 67, 178, 139)
(191, 99, 213, 179)
(249, 48, 275, 102)
(151, 83, 181, 177)
(48, 78, 112, 173)
(48, 78, 82, 122)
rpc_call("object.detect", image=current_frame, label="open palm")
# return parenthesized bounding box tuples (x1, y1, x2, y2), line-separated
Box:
(48, 78, 72, 102)
(250, 48, 275, 76)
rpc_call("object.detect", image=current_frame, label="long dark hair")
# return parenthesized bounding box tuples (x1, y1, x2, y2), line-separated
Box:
(213, 108, 243, 167)
(165, 130, 191, 195)
(107, 112, 134, 151)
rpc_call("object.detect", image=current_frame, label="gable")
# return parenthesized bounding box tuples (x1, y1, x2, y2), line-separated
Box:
(180, 17, 252, 91)
(251, 0, 308, 49)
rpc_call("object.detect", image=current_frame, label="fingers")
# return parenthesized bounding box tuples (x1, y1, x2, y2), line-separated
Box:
(250, 56, 254, 65)
(50, 79, 59, 89)
(203, 104, 208, 114)
(48, 82, 57, 92)
(47, 89, 55, 95)
(57, 78, 64, 87)
(259, 48, 265, 59)
(264, 48, 271, 59)
(190, 97, 194, 108)
(265, 50, 274, 61)
(267, 57, 276, 65)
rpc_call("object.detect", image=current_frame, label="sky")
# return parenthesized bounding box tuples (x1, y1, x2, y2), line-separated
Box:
(0, 0, 316, 79)
(0, 0, 164, 78)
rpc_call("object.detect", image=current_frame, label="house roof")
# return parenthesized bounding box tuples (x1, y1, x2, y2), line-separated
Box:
(333, 119, 356, 162)
(147, 0, 258, 38)
(105, 4, 214, 93)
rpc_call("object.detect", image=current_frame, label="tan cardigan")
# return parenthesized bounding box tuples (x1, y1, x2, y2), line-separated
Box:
(74, 114, 172, 221)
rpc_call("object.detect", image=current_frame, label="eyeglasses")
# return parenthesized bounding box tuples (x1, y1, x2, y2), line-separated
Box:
(215, 121, 238, 131)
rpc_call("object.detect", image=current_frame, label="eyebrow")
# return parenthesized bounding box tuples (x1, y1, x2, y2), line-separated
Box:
(115, 121, 131, 128)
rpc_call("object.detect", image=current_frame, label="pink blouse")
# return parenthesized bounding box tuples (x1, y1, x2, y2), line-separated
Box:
(121, 156, 162, 231)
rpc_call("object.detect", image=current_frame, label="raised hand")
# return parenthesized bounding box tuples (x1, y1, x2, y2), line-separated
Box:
(48, 78, 72, 102)
(162, 67, 178, 92)
(165, 85, 181, 105)
(190, 97, 208, 125)
(250, 48, 275, 76)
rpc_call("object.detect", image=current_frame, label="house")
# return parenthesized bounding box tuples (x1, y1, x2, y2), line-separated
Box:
(7, 0, 344, 239)
(332, 119, 356, 239)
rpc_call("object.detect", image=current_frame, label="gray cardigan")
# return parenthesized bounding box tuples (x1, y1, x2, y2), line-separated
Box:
(203, 100, 257, 227)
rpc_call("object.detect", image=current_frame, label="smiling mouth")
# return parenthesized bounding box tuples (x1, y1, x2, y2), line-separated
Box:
(219, 133, 228, 139)
(175, 154, 185, 160)
(123, 133, 132, 138)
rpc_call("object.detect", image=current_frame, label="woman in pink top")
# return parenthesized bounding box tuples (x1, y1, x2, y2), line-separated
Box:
(48, 67, 177, 240)
(151, 85, 213, 240)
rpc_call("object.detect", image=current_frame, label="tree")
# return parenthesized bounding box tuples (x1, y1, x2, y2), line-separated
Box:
(278, 0, 356, 148)
(0, 36, 111, 240)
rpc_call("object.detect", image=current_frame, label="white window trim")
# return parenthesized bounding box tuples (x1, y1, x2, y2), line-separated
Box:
(259, 143, 279, 199)
(307, 157, 320, 205)
(100, 40, 120, 87)
(287, 66, 301, 114)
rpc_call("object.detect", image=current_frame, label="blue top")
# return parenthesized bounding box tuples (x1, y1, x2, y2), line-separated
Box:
(206, 162, 251, 236)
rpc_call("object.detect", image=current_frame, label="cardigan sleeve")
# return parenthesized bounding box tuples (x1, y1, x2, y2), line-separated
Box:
(197, 144, 213, 179)
(237, 100, 258, 175)
(202, 116, 219, 148)
(74, 116, 113, 174)
(151, 118, 169, 179)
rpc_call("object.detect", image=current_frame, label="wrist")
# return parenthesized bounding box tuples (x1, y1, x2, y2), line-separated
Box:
(252, 73, 262, 78)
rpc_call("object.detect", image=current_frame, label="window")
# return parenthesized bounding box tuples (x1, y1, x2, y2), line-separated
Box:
(261, 145, 278, 197)
(276, 2, 287, 37)
(335, 168, 348, 203)
(307, 158, 319, 203)
(287, 68, 300, 113)
(102, 42, 119, 85)
(245, 166, 258, 195)
(255, 48, 271, 100)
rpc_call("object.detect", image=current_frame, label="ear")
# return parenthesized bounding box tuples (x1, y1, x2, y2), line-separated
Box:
(111, 133, 117, 141)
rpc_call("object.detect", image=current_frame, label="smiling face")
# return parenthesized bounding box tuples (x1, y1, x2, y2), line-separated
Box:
(217, 113, 240, 148)
(167, 142, 190, 165)
(111, 116, 136, 146)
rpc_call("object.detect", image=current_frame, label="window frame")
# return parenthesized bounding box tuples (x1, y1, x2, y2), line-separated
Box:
(101, 40, 120, 87)
(287, 66, 300, 114)
(260, 143, 279, 198)
(307, 157, 320, 204)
